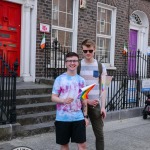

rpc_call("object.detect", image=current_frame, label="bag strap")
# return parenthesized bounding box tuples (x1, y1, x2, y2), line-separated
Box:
(98, 61, 102, 76)
(77, 60, 81, 75)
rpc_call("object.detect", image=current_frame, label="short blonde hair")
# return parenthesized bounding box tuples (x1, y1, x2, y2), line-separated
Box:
(81, 39, 96, 49)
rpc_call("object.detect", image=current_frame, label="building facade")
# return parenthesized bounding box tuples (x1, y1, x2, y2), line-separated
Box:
(0, 0, 150, 81)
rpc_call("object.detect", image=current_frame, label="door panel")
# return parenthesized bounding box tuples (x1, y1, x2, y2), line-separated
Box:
(128, 29, 138, 76)
(0, 1, 21, 75)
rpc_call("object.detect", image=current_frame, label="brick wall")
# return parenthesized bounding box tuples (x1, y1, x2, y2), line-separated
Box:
(36, 0, 150, 77)
(36, 0, 52, 77)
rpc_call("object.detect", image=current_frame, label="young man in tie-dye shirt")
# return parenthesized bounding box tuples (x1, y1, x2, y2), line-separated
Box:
(52, 52, 89, 150)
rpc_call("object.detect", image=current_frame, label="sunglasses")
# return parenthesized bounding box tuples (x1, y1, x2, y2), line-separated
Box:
(66, 60, 79, 63)
(83, 50, 94, 53)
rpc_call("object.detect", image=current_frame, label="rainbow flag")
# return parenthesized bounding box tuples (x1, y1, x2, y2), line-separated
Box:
(78, 83, 96, 100)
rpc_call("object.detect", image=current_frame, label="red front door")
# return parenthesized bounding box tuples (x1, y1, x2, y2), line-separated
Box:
(0, 1, 21, 75)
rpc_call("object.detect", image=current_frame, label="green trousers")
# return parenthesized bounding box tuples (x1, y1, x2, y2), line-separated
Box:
(88, 104, 104, 150)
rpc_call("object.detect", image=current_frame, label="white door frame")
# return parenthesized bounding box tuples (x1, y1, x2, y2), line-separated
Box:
(129, 10, 149, 54)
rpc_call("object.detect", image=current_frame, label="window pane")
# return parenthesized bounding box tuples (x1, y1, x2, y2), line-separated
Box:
(101, 11, 106, 21)
(52, 29, 72, 49)
(107, 9, 112, 23)
(53, 0, 58, 7)
(105, 23, 111, 35)
(52, 0, 74, 51)
(52, 10, 58, 26)
(97, 7, 112, 36)
(59, 12, 66, 27)
(65, 32, 72, 47)
(52, 29, 57, 43)
(52, 0, 59, 26)
(66, 14, 73, 28)
(100, 19, 105, 33)
(96, 37, 110, 63)
(58, 30, 65, 46)
(59, 0, 66, 12)
(57, 30, 72, 49)
(97, 21, 100, 34)
(67, 0, 73, 13)
(97, 7, 101, 20)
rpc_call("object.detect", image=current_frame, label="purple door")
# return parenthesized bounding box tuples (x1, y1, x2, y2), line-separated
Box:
(128, 29, 138, 76)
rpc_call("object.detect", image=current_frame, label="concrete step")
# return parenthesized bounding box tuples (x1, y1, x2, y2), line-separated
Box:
(0, 81, 57, 140)
(16, 102, 56, 115)
(17, 111, 56, 125)
(16, 82, 52, 96)
(15, 121, 55, 138)
(35, 78, 54, 85)
(16, 94, 51, 105)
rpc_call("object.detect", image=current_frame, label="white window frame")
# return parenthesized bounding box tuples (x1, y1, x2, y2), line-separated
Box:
(51, 0, 79, 52)
(96, 2, 117, 68)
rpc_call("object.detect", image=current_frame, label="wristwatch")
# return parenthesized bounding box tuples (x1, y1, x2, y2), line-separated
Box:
(84, 115, 89, 119)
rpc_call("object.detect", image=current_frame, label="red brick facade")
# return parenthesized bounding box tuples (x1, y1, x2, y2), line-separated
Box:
(36, 0, 150, 77)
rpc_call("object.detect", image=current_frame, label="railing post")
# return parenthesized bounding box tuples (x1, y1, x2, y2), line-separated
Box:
(10, 60, 18, 123)
(44, 43, 47, 78)
(122, 75, 127, 109)
(53, 39, 58, 79)
(136, 49, 140, 107)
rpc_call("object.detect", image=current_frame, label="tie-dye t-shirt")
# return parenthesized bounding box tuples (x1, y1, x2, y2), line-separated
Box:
(52, 73, 86, 122)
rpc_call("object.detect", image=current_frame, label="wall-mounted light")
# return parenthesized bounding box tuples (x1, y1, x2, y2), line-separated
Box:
(80, 0, 86, 9)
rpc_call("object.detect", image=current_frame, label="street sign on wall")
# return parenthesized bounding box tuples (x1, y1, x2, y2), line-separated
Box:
(141, 79, 150, 91)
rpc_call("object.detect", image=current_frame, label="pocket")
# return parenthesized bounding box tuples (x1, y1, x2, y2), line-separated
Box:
(93, 70, 99, 78)
(88, 106, 101, 119)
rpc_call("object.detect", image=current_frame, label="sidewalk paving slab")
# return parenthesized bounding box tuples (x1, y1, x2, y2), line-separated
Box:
(0, 116, 150, 150)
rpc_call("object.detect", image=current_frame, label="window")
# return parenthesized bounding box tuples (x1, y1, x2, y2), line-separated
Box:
(52, 0, 78, 51)
(96, 3, 116, 66)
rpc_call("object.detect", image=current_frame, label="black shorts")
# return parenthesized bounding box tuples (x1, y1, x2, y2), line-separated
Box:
(55, 120, 86, 145)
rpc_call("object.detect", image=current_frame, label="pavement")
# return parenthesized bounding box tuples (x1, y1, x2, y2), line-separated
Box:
(0, 116, 150, 150)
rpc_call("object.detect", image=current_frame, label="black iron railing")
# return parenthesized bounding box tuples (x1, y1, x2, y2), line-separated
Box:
(0, 56, 18, 124)
(43, 41, 150, 112)
(44, 39, 70, 79)
(105, 50, 150, 111)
